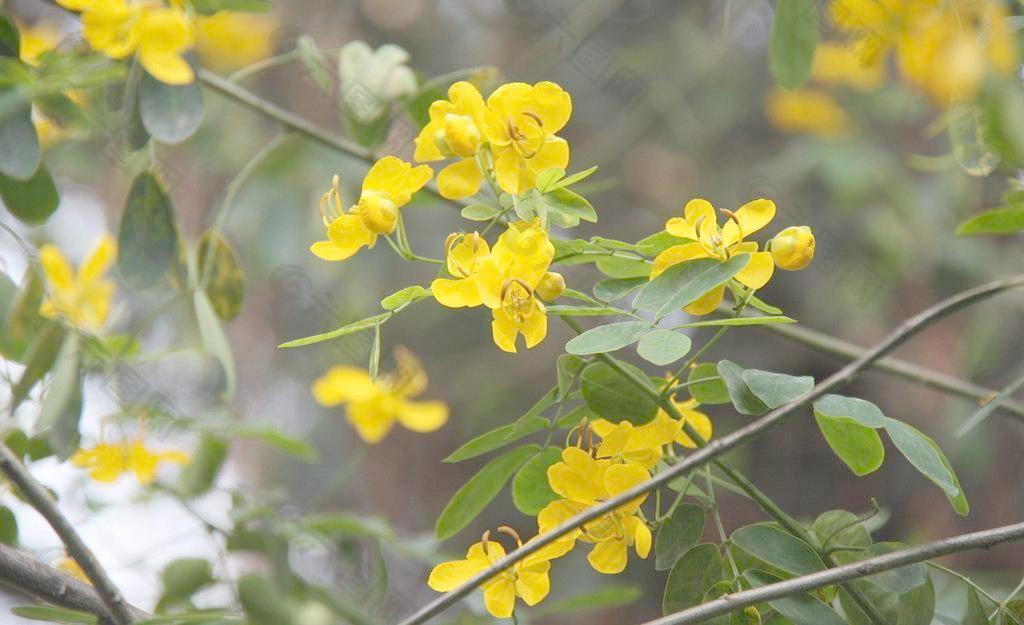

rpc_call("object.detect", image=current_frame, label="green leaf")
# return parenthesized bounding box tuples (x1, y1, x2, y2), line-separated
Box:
(637, 329, 691, 366)
(0, 87, 40, 180)
(861, 542, 927, 594)
(731, 523, 825, 576)
(555, 165, 598, 189)
(813, 394, 886, 428)
(742, 369, 813, 409)
(963, 587, 991, 625)
(545, 186, 597, 225)
(278, 313, 390, 347)
(303, 513, 394, 540)
(814, 412, 885, 476)
(138, 71, 204, 144)
(435, 444, 539, 540)
(0, 163, 59, 224)
(0, 506, 17, 545)
(118, 172, 180, 289)
(510, 386, 559, 437)
(159, 558, 213, 607)
(190, 0, 271, 12)
(443, 417, 548, 463)
(957, 367, 1024, 436)
(634, 255, 749, 319)
(512, 447, 561, 515)
(197, 230, 244, 322)
(717, 360, 769, 416)
(11, 323, 63, 410)
(770, 0, 819, 89)
(654, 503, 704, 570)
(0, 16, 19, 57)
(546, 304, 623, 316)
(194, 290, 235, 399)
(461, 203, 501, 221)
(594, 277, 646, 302)
(380, 285, 430, 311)
(956, 206, 1024, 236)
(534, 583, 641, 616)
(595, 255, 651, 279)
(556, 354, 584, 400)
(898, 575, 935, 625)
(535, 167, 565, 191)
(11, 606, 97, 624)
(566, 321, 651, 355)
(581, 360, 660, 425)
(636, 231, 686, 257)
(688, 363, 730, 404)
(950, 103, 1000, 177)
(233, 424, 317, 461)
(883, 418, 966, 514)
(238, 574, 293, 625)
(177, 434, 228, 497)
(663, 543, 723, 614)
(811, 510, 870, 558)
(36, 332, 83, 460)
(676, 315, 796, 329)
(744, 570, 845, 625)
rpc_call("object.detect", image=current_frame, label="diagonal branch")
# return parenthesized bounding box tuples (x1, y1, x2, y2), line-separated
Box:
(394, 274, 1024, 625)
(641, 520, 1024, 625)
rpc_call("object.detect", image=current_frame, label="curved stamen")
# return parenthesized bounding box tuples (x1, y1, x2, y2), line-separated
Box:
(497, 525, 524, 548)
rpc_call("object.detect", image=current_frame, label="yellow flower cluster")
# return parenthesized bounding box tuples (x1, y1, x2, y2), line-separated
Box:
(72, 435, 188, 485)
(39, 234, 118, 333)
(830, 0, 1017, 104)
(56, 2, 278, 84)
(312, 348, 448, 444)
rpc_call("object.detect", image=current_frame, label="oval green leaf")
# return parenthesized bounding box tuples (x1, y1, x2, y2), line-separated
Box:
(118, 171, 180, 289)
(637, 328, 692, 366)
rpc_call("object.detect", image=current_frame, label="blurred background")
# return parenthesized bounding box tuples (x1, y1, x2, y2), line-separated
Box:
(2, 0, 1023, 624)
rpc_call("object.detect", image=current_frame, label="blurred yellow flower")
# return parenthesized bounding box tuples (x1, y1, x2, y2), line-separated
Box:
(414, 81, 491, 199)
(766, 88, 852, 139)
(56, 557, 90, 584)
(312, 348, 448, 444)
(770, 225, 816, 271)
(195, 11, 279, 73)
(811, 43, 886, 91)
(39, 234, 118, 333)
(18, 21, 62, 65)
(483, 81, 572, 195)
(72, 438, 189, 485)
(310, 157, 433, 262)
(653, 198, 777, 315)
(538, 447, 652, 574)
(59, 0, 196, 85)
(428, 528, 572, 618)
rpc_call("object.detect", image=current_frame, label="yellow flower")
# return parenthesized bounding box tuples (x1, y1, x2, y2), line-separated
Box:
(590, 416, 681, 469)
(56, 557, 90, 584)
(428, 527, 573, 618)
(312, 348, 448, 444)
(652, 199, 776, 315)
(310, 157, 433, 262)
(195, 11, 278, 73)
(770, 226, 815, 271)
(483, 81, 572, 195)
(431, 232, 491, 308)
(538, 448, 652, 574)
(534, 271, 565, 301)
(39, 234, 118, 333)
(72, 438, 189, 485)
(18, 21, 63, 65)
(61, 0, 196, 85)
(765, 88, 851, 138)
(414, 82, 490, 199)
(811, 43, 886, 91)
(664, 397, 713, 448)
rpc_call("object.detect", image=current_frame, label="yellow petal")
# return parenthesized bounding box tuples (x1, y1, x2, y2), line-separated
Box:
(39, 244, 74, 292)
(682, 284, 725, 316)
(322, 213, 375, 259)
(667, 199, 715, 239)
(396, 400, 448, 433)
(629, 516, 652, 558)
(525, 136, 570, 178)
(675, 406, 713, 448)
(483, 576, 517, 619)
(521, 302, 548, 349)
(492, 145, 524, 196)
(651, 243, 709, 280)
(530, 81, 572, 134)
(537, 499, 587, 536)
(311, 367, 377, 406)
(547, 447, 609, 504)
(347, 402, 395, 444)
(588, 538, 628, 574)
(437, 158, 484, 199)
(735, 251, 774, 290)
(516, 570, 551, 606)
(310, 240, 357, 262)
(138, 48, 194, 84)
(523, 535, 576, 567)
(413, 118, 445, 162)
(602, 462, 650, 511)
(362, 156, 433, 206)
(431, 276, 483, 308)
(428, 558, 488, 592)
(723, 198, 776, 244)
(491, 307, 519, 353)
(79, 235, 118, 282)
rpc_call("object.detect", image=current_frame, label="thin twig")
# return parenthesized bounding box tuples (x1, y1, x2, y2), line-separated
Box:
(394, 274, 1024, 625)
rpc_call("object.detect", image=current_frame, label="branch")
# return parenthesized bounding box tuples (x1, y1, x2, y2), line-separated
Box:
(642, 520, 1024, 625)
(0, 544, 147, 625)
(0, 445, 136, 624)
(758, 320, 1024, 422)
(394, 274, 1024, 625)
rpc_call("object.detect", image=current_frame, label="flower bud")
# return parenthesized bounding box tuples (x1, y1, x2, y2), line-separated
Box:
(432, 128, 455, 158)
(443, 113, 481, 158)
(358, 192, 399, 234)
(535, 271, 566, 301)
(770, 226, 815, 271)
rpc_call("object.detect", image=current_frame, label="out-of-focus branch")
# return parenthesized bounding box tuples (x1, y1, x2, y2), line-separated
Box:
(0, 445, 136, 624)
(394, 274, 1024, 625)
(0, 543, 147, 625)
(641, 520, 1024, 625)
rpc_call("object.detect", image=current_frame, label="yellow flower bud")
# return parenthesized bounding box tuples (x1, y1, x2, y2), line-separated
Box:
(443, 113, 481, 158)
(358, 192, 399, 234)
(535, 271, 566, 301)
(432, 128, 455, 158)
(770, 226, 815, 271)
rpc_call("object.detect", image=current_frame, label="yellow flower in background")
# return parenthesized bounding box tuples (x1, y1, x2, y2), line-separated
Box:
(664, 396, 713, 448)
(414, 81, 491, 199)
(428, 527, 573, 618)
(431, 232, 491, 307)
(72, 438, 189, 485)
(770, 225, 816, 271)
(56, 557, 90, 584)
(39, 234, 117, 333)
(310, 157, 433, 262)
(538, 448, 652, 574)
(18, 20, 62, 65)
(59, 0, 195, 85)
(591, 416, 680, 469)
(483, 81, 572, 195)
(195, 11, 278, 73)
(811, 43, 886, 91)
(312, 348, 448, 443)
(653, 199, 776, 315)
(766, 88, 851, 139)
